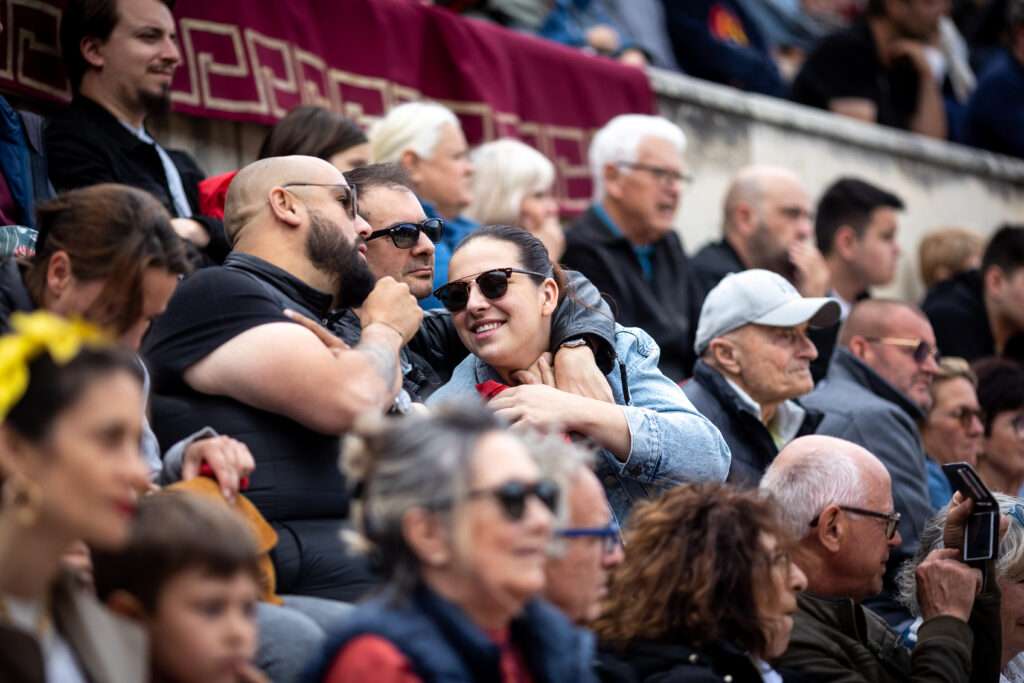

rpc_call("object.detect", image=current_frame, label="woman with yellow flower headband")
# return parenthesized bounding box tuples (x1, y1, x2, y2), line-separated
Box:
(0, 311, 150, 682)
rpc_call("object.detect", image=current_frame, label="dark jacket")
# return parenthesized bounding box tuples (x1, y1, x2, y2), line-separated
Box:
(598, 638, 814, 682)
(45, 96, 230, 262)
(0, 98, 53, 229)
(306, 585, 597, 683)
(802, 349, 934, 624)
(564, 206, 702, 381)
(684, 360, 823, 486)
(776, 590, 1001, 683)
(0, 258, 34, 330)
(922, 269, 996, 363)
(690, 238, 744, 296)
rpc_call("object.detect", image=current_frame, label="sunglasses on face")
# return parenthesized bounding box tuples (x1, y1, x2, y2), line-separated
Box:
(433, 267, 549, 313)
(467, 479, 560, 522)
(556, 521, 621, 555)
(947, 406, 985, 430)
(366, 218, 444, 249)
(281, 182, 358, 221)
(864, 337, 940, 365)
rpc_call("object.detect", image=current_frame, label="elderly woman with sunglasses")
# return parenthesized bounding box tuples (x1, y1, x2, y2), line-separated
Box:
(426, 225, 730, 522)
(306, 406, 597, 683)
(921, 358, 986, 509)
(973, 358, 1024, 496)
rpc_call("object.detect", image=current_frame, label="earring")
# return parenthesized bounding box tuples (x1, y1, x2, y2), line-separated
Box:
(3, 476, 42, 526)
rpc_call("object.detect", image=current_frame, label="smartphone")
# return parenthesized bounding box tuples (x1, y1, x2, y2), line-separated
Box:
(942, 462, 999, 563)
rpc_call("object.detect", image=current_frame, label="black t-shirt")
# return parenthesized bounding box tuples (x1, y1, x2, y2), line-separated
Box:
(142, 254, 345, 523)
(791, 20, 921, 131)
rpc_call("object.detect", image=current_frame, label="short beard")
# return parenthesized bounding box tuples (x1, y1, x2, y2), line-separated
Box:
(305, 210, 377, 309)
(748, 221, 796, 283)
(139, 86, 173, 118)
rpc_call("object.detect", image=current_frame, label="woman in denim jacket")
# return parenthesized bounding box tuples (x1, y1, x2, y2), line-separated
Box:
(427, 225, 730, 522)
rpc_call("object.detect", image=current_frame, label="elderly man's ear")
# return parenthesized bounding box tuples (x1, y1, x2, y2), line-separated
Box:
(813, 505, 845, 553)
(707, 337, 742, 375)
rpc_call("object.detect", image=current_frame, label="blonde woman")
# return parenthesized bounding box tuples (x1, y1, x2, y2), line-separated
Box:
(466, 139, 565, 261)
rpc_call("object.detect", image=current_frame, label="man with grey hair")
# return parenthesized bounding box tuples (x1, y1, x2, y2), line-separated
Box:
(684, 269, 838, 485)
(761, 435, 1000, 682)
(691, 165, 828, 298)
(803, 298, 940, 623)
(564, 113, 701, 380)
(369, 101, 477, 309)
(526, 434, 625, 624)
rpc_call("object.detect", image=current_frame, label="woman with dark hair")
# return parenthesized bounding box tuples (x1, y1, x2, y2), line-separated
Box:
(258, 106, 370, 172)
(594, 483, 808, 682)
(0, 311, 151, 682)
(426, 225, 730, 521)
(973, 357, 1024, 495)
(307, 406, 596, 682)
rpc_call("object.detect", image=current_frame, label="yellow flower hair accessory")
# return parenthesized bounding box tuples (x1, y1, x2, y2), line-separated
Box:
(0, 311, 112, 421)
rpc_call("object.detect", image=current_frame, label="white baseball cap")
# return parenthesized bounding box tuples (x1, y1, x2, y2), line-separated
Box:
(694, 269, 840, 355)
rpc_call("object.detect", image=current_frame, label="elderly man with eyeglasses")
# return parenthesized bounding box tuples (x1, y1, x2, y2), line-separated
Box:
(760, 435, 1000, 683)
(802, 298, 941, 627)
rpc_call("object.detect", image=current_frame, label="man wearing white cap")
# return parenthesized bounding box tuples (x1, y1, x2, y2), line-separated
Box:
(684, 269, 840, 485)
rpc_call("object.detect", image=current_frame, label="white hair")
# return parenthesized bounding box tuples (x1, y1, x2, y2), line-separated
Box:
(759, 447, 866, 539)
(588, 114, 687, 201)
(465, 139, 556, 225)
(369, 101, 460, 164)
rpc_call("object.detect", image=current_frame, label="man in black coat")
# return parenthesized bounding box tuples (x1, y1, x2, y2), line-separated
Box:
(684, 269, 837, 485)
(46, 0, 229, 263)
(563, 114, 701, 381)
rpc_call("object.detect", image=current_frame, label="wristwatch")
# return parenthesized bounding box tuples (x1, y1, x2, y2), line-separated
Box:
(559, 338, 592, 351)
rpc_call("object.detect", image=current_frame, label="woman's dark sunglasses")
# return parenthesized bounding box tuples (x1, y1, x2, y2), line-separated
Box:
(366, 218, 445, 249)
(433, 267, 549, 313)
(467, 479, 560, 521)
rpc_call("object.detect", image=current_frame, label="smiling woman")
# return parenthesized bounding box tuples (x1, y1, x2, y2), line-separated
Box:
(0, 312, 151, 682)
(426, 225, 731, 522)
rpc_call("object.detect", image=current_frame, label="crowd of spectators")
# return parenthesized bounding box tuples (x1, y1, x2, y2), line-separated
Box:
(0, 0, 1023, 683)
(439, 0, 1024, 158)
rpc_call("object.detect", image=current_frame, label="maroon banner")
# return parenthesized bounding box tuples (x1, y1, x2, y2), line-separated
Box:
(0, 0, 654, 208)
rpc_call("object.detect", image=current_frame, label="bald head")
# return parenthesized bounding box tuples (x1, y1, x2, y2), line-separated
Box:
(225, 155, 347, 243)
(838, 299, 928, 347)
(723, 165, 807, 232)
(761, 435, 889, 538)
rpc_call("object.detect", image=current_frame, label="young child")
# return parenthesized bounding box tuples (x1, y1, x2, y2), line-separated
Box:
(92, 491, 268, 683)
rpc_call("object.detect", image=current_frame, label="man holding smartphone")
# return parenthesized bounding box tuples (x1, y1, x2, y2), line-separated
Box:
(762, 435, 1001, 682)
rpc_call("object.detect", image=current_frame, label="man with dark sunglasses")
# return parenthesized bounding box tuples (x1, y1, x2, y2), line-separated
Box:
(762, 435, 999, 683)
(802, 299, 941, 625)
(335, 163, 621, 404)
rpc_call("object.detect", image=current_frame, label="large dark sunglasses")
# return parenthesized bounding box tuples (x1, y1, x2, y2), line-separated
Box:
(468, 479, 560, 521)
(366, 218, 444, 249)
(281, 182, 358, 221)
(556, 521, 621, 555)
(433, 267, 549, 313)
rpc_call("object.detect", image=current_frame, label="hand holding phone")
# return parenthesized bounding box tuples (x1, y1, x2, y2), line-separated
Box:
(942, 462, 999, 564)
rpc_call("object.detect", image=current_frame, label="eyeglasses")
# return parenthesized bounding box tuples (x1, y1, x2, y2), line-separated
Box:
(945, 406, 986, 430)
(617, 162, 693, 186)
(433, 267, 549, 313)
(556, 521, 621, 555)
(1013, 414, 1024, 439)
(864, 337, 940, 365)
(809, 505, 901, 540)
(467, 480, 560, 522)
(366, 218, 444, 249)
(281, 182, 358, 221)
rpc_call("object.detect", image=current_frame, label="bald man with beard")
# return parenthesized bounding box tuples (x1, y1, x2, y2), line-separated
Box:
(143, 155, 422, 601)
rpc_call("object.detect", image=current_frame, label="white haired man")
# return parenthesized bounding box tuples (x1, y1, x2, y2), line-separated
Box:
(563, 114, 699, 381)
(369, 101, 477, 309)
(760, 435, 1000, 682)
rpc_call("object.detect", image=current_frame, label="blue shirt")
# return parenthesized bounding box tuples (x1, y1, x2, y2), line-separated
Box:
(427, 324, 731, 522)
(592, 203, 655, 282)
(420, 199, 479, 310)
(964, 50, 1024, 159)
(925, 457, 954, 511)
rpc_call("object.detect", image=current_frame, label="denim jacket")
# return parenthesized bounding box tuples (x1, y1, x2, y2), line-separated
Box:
(427, 324, 731, 522)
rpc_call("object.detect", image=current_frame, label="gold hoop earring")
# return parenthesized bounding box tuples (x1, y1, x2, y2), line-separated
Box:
(3, 476, 42, 527)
